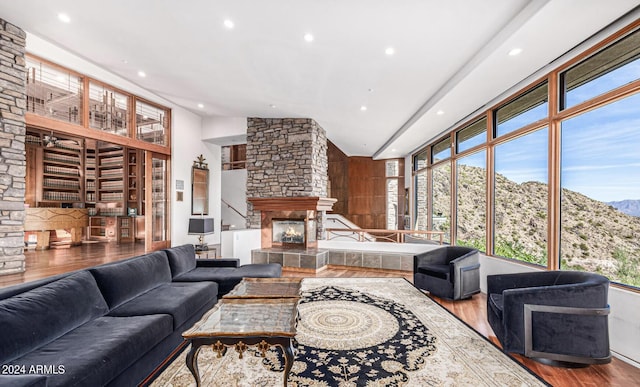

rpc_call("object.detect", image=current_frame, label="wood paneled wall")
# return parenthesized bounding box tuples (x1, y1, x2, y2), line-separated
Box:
(327, 142, 348, 215)
(327, 141, 404, 230)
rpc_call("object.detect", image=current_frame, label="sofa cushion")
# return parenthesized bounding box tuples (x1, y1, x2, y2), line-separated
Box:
(89, 251, 172, 309)
(164, 244, 197, 278)
(0, 271, 109, 364)
(417, 264, 450, 280)
(11, 314, 173, 387)
(173, 264, 282, 294)
(107, 281, 218, 329)
(0, 373, 48, 386)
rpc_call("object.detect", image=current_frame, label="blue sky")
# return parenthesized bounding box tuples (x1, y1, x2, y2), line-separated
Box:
(561, 92, 640, 202)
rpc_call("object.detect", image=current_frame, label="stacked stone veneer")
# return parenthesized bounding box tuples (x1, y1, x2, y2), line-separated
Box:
(0, 19, 26, 275)
(246, 118, 328, 228)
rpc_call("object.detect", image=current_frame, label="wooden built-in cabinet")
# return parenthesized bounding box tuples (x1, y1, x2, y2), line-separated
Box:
(26, 131, 84, 208)
(26, 128, 147, 244)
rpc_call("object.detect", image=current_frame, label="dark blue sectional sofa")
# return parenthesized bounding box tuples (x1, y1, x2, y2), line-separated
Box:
(0, 244, 281, 387)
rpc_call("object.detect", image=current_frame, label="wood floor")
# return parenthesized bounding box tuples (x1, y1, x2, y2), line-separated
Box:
(2, 242, 639, 386)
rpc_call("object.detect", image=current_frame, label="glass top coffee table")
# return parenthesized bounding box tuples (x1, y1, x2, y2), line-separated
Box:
(182, 297, 298, 387)
(223, 277, 303, 299)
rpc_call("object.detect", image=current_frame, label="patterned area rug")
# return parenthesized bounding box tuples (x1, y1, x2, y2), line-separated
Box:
(151, 278, 547, 386)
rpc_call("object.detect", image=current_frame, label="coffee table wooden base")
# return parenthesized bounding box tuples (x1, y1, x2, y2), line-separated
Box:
(186, 336, 295, 387)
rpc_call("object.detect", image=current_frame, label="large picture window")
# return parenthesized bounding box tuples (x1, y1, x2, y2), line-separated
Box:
(431, 162, 451, 243)
(456, 151, 486, 250)
(456, 118, 486, 153)
(414, 170, 428, 231)
(494, 128, 548, 266)
(561, 28, 640, 110)
(495, 82, 548, 138)
(432, 137, 451, 163)
(412, 22, 640, 290)
(561, 93, 640, 287)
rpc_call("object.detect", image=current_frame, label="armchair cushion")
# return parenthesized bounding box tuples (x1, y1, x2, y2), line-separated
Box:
(416, 264, 449, 280)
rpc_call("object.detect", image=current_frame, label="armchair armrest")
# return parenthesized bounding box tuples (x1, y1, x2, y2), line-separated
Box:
(500, 282, 609, 352)
(522, 303, 611, 364)
(449, 249, 479, 267)
(196, 258, 240, 268)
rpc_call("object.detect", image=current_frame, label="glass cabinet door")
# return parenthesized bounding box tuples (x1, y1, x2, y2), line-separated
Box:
(145, 151, 169, 251)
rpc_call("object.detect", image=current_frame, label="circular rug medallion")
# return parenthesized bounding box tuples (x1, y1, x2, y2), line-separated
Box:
(296, 300, 400, 350)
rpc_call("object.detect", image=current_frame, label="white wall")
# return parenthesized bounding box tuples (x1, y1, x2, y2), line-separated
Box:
(221, 169, 247, 229)
(220, 229, 260, 265)
(202, 116, 247, 144)
(481, 255, 640, 367)
(171, 121, 220, 247)
(25, 33, 220, 248)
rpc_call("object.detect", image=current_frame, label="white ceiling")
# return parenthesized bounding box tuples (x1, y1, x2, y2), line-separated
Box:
(1, 1, 639, 158)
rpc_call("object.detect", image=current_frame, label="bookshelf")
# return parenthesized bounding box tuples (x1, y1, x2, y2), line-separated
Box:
(32, 132, 84, 207)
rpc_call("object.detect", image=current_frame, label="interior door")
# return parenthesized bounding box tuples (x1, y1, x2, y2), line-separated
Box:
(145, 151, 170, 251)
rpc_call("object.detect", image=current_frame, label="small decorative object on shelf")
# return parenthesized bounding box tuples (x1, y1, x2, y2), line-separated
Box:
(193, 154, 208, 170)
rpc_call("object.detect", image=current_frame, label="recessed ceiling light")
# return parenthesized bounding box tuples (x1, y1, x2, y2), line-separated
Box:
(58, 13, 71, 23)
(360, 106, 367, 111)
(509, 48, 523, 56)
(436, 110, 444, 115)
(368, 88, 374, 93)
(385, 47, 395, 56)
(304, 33, 314, 42)
(224, 19, 234, 29)
(197, 103, 204, 109)
(122, 59, 128, 64)
(270, 104, 277, 108)
(137, 71, 146, 78)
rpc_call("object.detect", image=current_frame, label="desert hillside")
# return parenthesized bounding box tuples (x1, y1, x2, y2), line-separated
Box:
(433, 164, 640, 286)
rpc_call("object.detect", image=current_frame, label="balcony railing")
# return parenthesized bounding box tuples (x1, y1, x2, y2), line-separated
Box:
(325, 228, 444, 244)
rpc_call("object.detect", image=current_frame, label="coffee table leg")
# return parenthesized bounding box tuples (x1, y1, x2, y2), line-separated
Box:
(186, 342, 203, 386)
(281, 338, 295, 387)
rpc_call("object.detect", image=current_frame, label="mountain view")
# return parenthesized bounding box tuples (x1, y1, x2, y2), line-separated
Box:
(607, 200, 640, 217)
(434, 164, 640, 287)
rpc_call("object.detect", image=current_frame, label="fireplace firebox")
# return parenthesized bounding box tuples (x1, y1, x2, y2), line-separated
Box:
(272, 218, 316, 248)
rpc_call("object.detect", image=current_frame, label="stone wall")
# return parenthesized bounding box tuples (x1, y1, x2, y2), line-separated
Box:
(246, 118, 328, 228)
(0, 19, 26, 275)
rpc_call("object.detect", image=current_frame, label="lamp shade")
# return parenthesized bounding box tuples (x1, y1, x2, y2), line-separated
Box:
(188, 218, 215, 235)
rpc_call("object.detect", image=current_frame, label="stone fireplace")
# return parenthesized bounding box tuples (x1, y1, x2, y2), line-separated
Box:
(246, 118, 334, 271)
(248, 196, 335, 250)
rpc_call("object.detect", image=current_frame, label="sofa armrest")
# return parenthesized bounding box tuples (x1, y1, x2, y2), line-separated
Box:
(195, 258, 240, 268)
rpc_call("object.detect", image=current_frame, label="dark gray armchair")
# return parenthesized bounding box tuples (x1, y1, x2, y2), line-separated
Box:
(413, 246, 480, 300)
(487, 271, 611, 367)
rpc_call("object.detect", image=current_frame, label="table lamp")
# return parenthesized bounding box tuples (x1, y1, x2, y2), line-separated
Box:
(188, 218, 214, 252)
